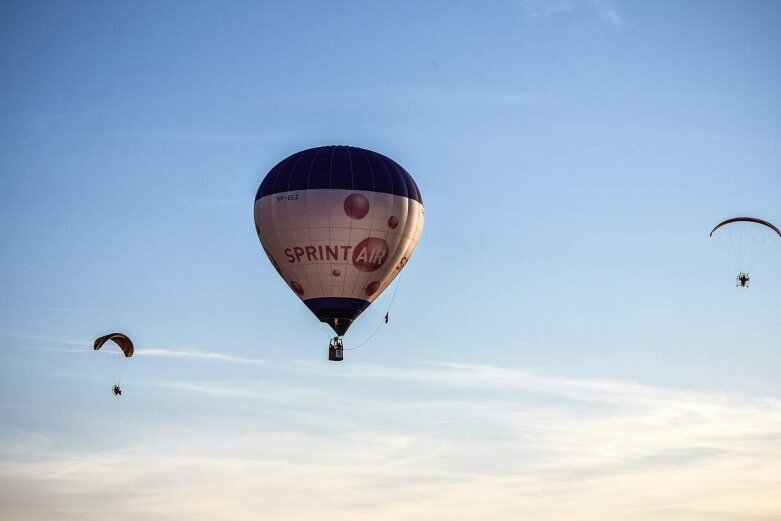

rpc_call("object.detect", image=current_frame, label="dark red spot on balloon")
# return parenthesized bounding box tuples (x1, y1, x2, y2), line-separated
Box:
(352, 237, 389, 272)
(344, 193, 370, 220)
(388, 216, 399, 229)
(263, 247, 282, 275)
(290, 281, 304, 296)
(365, 281, 381, 296)
(332, 269, 341, 277)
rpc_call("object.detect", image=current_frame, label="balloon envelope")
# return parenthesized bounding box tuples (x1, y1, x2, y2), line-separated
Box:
(254, 146, 424, 335)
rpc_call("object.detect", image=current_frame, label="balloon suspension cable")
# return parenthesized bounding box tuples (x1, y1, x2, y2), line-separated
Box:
(320, 322, 336, 341)
(344, 272, 404, 351)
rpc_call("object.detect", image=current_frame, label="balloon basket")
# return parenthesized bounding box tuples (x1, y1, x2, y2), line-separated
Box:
(328, 337, 344, 362)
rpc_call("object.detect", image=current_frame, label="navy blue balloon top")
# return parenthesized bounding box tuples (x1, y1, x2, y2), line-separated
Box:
(256, 146, 422, 204)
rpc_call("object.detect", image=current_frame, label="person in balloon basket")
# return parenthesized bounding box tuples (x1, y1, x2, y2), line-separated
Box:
(736, 272, 750, 288)
(329, 338, 344, 362)
(113, 385, 122, 396)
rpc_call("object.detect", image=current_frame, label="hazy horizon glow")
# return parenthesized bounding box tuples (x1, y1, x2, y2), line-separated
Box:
(2, 351, 781, 520)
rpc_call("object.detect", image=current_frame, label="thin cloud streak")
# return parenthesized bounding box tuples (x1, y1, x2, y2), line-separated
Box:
(234, 85, 555, 110)
(520, 0, 623, 29)
(590, 0, 623, 28)
(155, 381, 274, 400)
(108, 129, 280, 142)
(347, 86, 553, 107)
(0, 330, 89, 351)
(0, 330, 86, 346)
(184, 196, 245, 209)
(138, 348, 265, 366)
(0, 332, 265, 365)
(27, 307, 97, 312)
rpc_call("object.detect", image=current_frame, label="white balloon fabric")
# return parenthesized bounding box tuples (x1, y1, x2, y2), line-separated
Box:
(254, 146, 424, 336)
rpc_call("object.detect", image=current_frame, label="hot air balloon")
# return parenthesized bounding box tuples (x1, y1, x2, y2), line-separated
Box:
(710, 217, 780, 287)
(254, 146, 424, 361)
(94, 333, 133, 395)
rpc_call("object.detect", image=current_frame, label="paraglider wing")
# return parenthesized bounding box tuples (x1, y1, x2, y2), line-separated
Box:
(254, 146, 424, 336)
(709, 217, 781, 238)
(94, 333, 134, 357)
(709, 216, 780, 284)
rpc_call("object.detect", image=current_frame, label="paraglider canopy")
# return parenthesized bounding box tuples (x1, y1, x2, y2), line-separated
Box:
(94, 333, 134, 357)
(709, 217, 781, 238)
(709, 216, 780, 287)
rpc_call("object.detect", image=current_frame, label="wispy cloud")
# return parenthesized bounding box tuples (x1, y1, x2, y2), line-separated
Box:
(31, 107, 120, 128)
(345, 85, 553, 108)
(27, 107, 282, 143)
(2, 362, 780, 520)
(0, 330, 84, 345)
(0, 331, 265, 366)
(107, 129, 279, 143)
(177, 195, 246, 209)
(590, 0, 623, 28)
(520, 0, 578, 20)
(154, 381, 274, 400)
(520, 0, 623, 29)
(0, 330, 88, 351)
(240, 85, 554, 110)
(138, 348, 264, 366)
(26, 307, 96, 312)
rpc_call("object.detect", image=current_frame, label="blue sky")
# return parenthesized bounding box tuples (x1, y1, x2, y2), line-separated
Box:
(1, 1, 780, 519)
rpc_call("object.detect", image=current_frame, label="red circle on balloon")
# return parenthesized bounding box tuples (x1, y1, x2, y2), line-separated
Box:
(332, 269, 341, 277)
(344, 193, 370, 220)
(388, 216, 399, 229)
(352, 237, 389, 272)
(365, 281, 381, 296)
(263, 247, 282, 275)
(290, 281, 304, 296)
